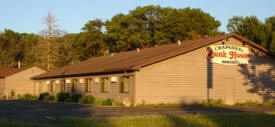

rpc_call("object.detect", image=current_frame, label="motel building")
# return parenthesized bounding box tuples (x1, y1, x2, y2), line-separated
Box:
(0, 66, 46, 99)
(32, 33, 275, 105)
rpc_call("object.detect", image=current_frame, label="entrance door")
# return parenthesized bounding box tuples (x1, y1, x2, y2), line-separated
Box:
(224, 78, 235, 105)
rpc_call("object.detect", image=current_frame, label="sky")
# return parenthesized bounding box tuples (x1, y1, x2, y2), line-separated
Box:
(0, 0, 274, 34)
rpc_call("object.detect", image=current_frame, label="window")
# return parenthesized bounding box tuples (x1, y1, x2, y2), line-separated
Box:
(60, 80, 65, 92)
(65, 79, 71, 92)
(85, 78, 92, 93)
(49, 80, 55, 92)
(55, 80, 60, 91)
(71, 79, 78, 92)
(120, 76, 130, 93)
(101, 77, 110, 93)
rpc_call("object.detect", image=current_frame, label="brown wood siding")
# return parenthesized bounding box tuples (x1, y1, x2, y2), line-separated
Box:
(135, 37, 275, 104)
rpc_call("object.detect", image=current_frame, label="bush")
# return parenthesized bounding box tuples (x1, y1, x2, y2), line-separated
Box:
(46, 95, 55, 101)
(10, 91, 15, 98)
(23, 94, 37, 100)
(56, 92, 70, 102)
(17, 94, 23, 100)
(94, 98, 104, 105)
(205, 99, 224, 106)
(114, 101, 124, 106)
(38, 92, 49, 100)
(102, 98, 113, 106)
(81, 95, 95, 104)
(70, 94, 82, 103)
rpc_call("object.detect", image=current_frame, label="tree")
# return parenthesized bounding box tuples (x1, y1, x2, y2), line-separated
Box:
(18, 33, 41, 66)
(57, 33, 79, 67)
(0, 6, 223, 69)
(104, 6, 221, 52)
(75, 19, 106, 61)
(0, 29, 40, 68)
(40, 12, 65, 70)
(227, 16, 274, 52)
(266, 16, 275, 52)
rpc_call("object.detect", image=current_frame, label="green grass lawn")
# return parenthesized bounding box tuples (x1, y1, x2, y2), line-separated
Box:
(1, 112, 275, 127)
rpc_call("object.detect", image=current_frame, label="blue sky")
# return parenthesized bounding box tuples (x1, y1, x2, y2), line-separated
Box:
(0, 0, 274, 34)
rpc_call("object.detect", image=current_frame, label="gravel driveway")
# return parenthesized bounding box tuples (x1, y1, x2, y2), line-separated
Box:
(0, 100, 274, 124)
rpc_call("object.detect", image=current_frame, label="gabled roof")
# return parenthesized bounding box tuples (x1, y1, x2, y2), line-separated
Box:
(32, 33, 273, 79)
(0, 66, 40, 78)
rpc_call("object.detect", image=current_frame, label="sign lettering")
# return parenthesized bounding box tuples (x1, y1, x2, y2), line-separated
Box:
(207, 44, 251, 65)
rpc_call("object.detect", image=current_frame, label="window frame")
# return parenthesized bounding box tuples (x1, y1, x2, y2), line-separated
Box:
(49, 80, 55, 92)
(120, 76, 130, 93)
(60, 80, 65, 92)
(55, 81, 60, 92)
(71, 79, 78, 92)
(101, 77, 110, 93)
(84, 78, 92, 93)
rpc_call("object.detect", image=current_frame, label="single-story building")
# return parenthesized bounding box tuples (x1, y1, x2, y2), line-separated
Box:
(32, 33, 275, 105)
(0, 66, 46, 99)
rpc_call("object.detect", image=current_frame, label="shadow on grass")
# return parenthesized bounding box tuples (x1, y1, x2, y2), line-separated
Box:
(52, 111, 275, 127)
(1, 100, 275, 127)
(167, 112, 275, 127)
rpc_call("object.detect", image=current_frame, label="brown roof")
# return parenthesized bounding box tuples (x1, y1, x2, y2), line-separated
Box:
(0, 66, 39, 78)
(32, 33, 273, 79)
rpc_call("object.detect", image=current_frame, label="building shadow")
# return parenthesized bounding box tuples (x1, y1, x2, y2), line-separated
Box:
(238, 49, 275, 101)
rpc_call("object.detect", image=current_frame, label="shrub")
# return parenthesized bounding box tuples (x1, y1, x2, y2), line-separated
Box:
(205, 99, 224, 106)
(46, 95, 55, 101)
(81, 95, 95, 104)
(23, 94, 37, 100)
(70, 94, 83, 103)
(38, 92, 49, 100)
(10, 91, 15, 98)
(263, 100, 275, 106)
(56, 92, 70, 102)
(114, 101, 124, 106)
(17, 94, 23, 100)
(102, 98, 113, 106)
(94, 98, 104, 105)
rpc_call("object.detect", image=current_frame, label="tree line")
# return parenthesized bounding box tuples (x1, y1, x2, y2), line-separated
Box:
(0, 5, 274, 70)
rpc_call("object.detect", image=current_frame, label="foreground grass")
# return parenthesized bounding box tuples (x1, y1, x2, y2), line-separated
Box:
(135, 100, 275, 108)
(1, 112, 275, 127)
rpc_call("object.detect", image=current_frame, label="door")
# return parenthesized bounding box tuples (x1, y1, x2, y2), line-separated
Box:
(224, 78, 235, 105)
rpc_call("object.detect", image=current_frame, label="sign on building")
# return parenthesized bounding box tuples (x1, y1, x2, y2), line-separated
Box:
(207, 44, 251, 65)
